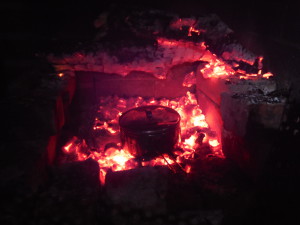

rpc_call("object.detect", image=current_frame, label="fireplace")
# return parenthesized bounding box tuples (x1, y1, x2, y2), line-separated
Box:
(50, 8, 284, 184)
(2, 3, 300, 225)
(40, 6, 287, 223)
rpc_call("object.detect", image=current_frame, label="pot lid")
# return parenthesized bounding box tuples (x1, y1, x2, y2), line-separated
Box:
(119, 105, 180, 131)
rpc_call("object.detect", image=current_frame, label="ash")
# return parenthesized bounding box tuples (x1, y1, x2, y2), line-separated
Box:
(232, 91, 285, 104)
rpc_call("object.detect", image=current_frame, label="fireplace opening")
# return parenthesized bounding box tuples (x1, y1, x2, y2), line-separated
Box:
(52, 7, 282, 188)
(2, 2, 300, 225)
(44, 5, 288, 224)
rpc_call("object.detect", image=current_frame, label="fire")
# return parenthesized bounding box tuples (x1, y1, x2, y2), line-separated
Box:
(90, 147, 137, 185)
(60, 17, 275, 184)
(168, 21, 273, 80)
(200, 53, 235, 78)
(209, 139, 220, 147)
(262, 72, 273, 79)
(183, 133, 198, 149)
(104, 148, 134, 169)
(93, 121, 117, 134)
(62, 92, 224, 185)
(188, 26, 203, 36)
(57, 72, 64, 77)
(199, 50, 273, 79)
(185, 165, 192, 173)
(63, 142, 73, 153)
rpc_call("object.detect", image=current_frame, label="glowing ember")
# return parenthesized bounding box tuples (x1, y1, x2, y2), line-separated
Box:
(91, 147, 137, 183)
(262, 72, 273, 79)
(183, 133, 198, 149)
(62, 92, 224, 185)
(188, 26, 203, 36)
(185, 165, 192, 174)
(60, 16, 275, 184)
(63, 142, 73, 153)
(200, 53, 235, 79)
(209, 139, 220, 147)
(183, 71, 196, 87)
(57, 72, 64, 77)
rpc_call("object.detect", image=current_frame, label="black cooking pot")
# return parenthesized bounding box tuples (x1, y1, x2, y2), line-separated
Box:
(119, 105, 181, 161)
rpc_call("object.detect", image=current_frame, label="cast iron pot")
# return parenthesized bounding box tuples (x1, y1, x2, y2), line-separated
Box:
(119, 105, 181, 161)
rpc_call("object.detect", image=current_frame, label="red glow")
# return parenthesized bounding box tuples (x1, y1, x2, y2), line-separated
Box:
(188, 26, 203, 36)
(52, 34, 273, 80)
(183, 71, 196, 87)
(200, 52, 235, 78)
(170, 18, 197, 30)
(62, 92, 225, 185)
(60, 20, 275, 184)
(63, 142, 73, 153)
(185, 165, 192, 173)
(209, 139, 220, 147)
(258, 56, 263, 70)
(262, 72, 273, 79)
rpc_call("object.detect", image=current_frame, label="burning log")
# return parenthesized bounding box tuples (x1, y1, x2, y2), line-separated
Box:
(48, 8, 264, 82)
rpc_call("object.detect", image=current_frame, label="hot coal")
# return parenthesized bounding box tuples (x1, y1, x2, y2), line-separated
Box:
(61, 92, 223, 185)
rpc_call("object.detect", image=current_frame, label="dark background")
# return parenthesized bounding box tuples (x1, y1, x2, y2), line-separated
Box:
(1, 0, 299, 53)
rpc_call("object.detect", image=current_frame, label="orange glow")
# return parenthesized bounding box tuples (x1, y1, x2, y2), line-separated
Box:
(239, 74, 259, 80)
(209, 139, 220, 147)
(57, 72, 64, 77)
(258, 56, 263, 70)
(92, 147, 137, 184)
(183, 133, 198, 148)
(157, 37, 206, 52)
(93, 121, 117, 134)
(61, 31, 274, 184)
(188, 26, 203, 36)
(183, 71, 196, 87)
(62, 92, 225, 185)
(185, 165, 192, 173)
(63, 142, 73, 153)
(200, 52, 235, 79)
(262, 72, 273, 79)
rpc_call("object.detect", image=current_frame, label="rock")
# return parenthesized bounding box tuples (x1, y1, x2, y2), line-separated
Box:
(105, 166, 170, 213)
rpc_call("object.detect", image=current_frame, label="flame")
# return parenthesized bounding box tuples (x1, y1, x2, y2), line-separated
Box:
(63, 142, 73, 153)
(183, 133, 198, 149)
(209, 139, 220, 147)
(90, 147, 137, 184)
(188, 26, 202, 36)
(200, 54, 235, 78)
(185, 165, 192, 173)
(60, 26, 274, 184)
(62, 92, 225, 185)
(57, 72, 64, 77)
(199, 52, 273, 79)
(163, 33, 273, 80)
(262, 72, 273, 79)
